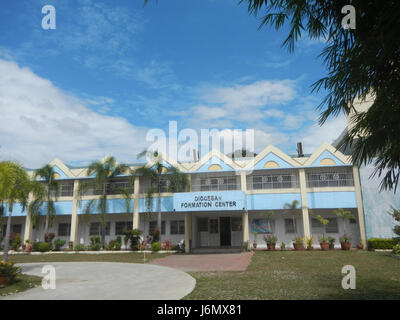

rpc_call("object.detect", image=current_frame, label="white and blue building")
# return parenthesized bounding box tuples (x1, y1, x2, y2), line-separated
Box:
(1, 142, 368, 252)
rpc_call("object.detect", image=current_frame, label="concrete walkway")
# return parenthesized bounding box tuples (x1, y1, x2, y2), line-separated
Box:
(1, 262, 196, 300)
(150, 252, 254, 272)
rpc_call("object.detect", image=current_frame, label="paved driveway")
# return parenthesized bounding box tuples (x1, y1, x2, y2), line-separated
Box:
(1, 262, 196, 300)
(150, 252, 254, 271)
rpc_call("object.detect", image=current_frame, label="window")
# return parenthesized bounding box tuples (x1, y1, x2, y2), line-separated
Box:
(149, 221, 166, 235)
(89, 222, 110, 236)
(209, 219, 219, 234)
(58, 223, 71, 236)
(197, 218, 208, 232)
(2, 224, 22, 235)
(231, 217, 242, 231)
(59, 181, 74, 197)
(198, 176, 238, 191)
(170, 220, 185, 235)
(306, 168, 354, 188)
(311, 218, 322, 229)
(326, 218, 339, 233)
(115, 221, 133, 235)
(285, 219, 297, 234)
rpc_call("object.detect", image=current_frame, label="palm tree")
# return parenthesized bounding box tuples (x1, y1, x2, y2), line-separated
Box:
(333, 208, 355, 236)
(33, 165, 60, 238)
(0, 161, 32, 261)
(283, 200, 300, 235)
(133, 150, 189, 234)
(77, 156, 130, 249)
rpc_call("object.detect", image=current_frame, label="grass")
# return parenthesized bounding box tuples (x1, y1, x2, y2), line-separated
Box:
(0, 275, 42, 297)
(184, 250, 400, 300)
(8, 252, 170, 264)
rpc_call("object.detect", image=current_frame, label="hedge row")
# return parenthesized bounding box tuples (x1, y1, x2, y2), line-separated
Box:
(368, 238, 400, 250)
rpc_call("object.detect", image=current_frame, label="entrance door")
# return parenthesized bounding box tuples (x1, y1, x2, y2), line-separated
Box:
(219, 217, 231, 246)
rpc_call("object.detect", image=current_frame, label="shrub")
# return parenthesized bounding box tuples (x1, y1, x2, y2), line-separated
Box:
(123, 229, 143, 250)
(116, 236, 122, 244)
(114, 242, 121, 250)
(161, 240, 173, 251)
(151, 241, 161, 252)
(393, 244, 400, 255)
(25, 243, 33, 252)
(368, 238, 398, 250)
(280, 242, 286, 250)
(44, 233, 55, 243)
(264, 235, 278, 245)
(11, 233, 21, 251)
(292, 237, 303, 244)
(54, 239, 66, 251)
(0, 261, 21, 286)
(38, 242, 52, 252)
(340, 236, 352, 243)
(74, 244, 86, 251)
(89, 235, 101, 251)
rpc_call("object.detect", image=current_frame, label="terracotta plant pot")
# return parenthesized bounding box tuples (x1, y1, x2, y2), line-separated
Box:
(357, 243, 364, 250)
(293, 243, 303, 250)
(329, 243, 335, 250)
(320, 242, 329, 251)
(267, 244, 276, 251)
(307, 246, 313, 250)
(341, 242, 351, 250)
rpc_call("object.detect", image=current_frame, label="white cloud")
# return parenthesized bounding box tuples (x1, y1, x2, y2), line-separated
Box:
(297, 114, 347, 154)
(0, 59, 150, 168)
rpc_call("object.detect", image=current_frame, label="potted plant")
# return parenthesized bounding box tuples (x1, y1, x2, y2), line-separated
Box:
(328, 237, 336, 250)
(253, 231, 258, 249)
(280, 242, 286, 251)
(340, 235, 352, 250)
(305, 236, 314, 250)
(319, 237, 329, 250)
(264, 234, 278, 251)
(334, 208, 356, 250)
(292, 237, 304, 250)
(357, 242, 364, 250)
(316, 215, 330, 250)
(68, 241, 74, 250)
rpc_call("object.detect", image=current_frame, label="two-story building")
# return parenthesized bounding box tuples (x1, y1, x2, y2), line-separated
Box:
(1, 142, 367, 252)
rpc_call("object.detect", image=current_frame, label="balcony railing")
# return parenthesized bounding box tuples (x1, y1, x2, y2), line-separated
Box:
(247, 170, 299, 190)
(306, 168, 354, 188)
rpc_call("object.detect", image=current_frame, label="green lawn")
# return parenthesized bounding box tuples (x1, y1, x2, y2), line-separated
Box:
(8, 252, 169, 264)
(0, 275, 42, 297)
(185, 251, 400, 300)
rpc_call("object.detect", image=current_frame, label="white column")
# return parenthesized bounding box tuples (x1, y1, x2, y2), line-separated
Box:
(352, 166, 367, 248)
(23, 193, 34, 243)
(240, 172, 249, 246)
(133, 176, 140, 230)
(185, 213, 191, 253)
(70, 180, 79, 246)
(299, 169, 311, 239)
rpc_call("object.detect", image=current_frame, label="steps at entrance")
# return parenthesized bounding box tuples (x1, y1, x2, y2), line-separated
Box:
(191, 247, 242, 254)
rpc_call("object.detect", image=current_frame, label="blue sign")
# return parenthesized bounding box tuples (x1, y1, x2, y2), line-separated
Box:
(173, 191, 245, 212)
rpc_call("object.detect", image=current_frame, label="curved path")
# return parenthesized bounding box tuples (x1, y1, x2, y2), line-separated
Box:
(1, 262, 196, 300)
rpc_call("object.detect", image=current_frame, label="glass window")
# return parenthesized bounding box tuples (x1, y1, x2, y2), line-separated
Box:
(285, 219, 297, 234)
(231, 217, 242, 231)
(89, 222, 110, 236)
(58, 223, 71, 236)
(209, 219, 219, 234)
(197, 218, 208, 232)
(170, 220, 185, 235)
(115, 221, 133, 235)
(326, 218, 338, 233)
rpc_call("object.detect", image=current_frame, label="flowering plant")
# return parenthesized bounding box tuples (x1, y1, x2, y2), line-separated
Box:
(0, 261, 21, 286)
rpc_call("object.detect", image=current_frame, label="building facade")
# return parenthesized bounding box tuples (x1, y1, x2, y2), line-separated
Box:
(1, 142, 367, 252)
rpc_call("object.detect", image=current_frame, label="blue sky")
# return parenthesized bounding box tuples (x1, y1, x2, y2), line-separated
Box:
(0, 0, 347, 168)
